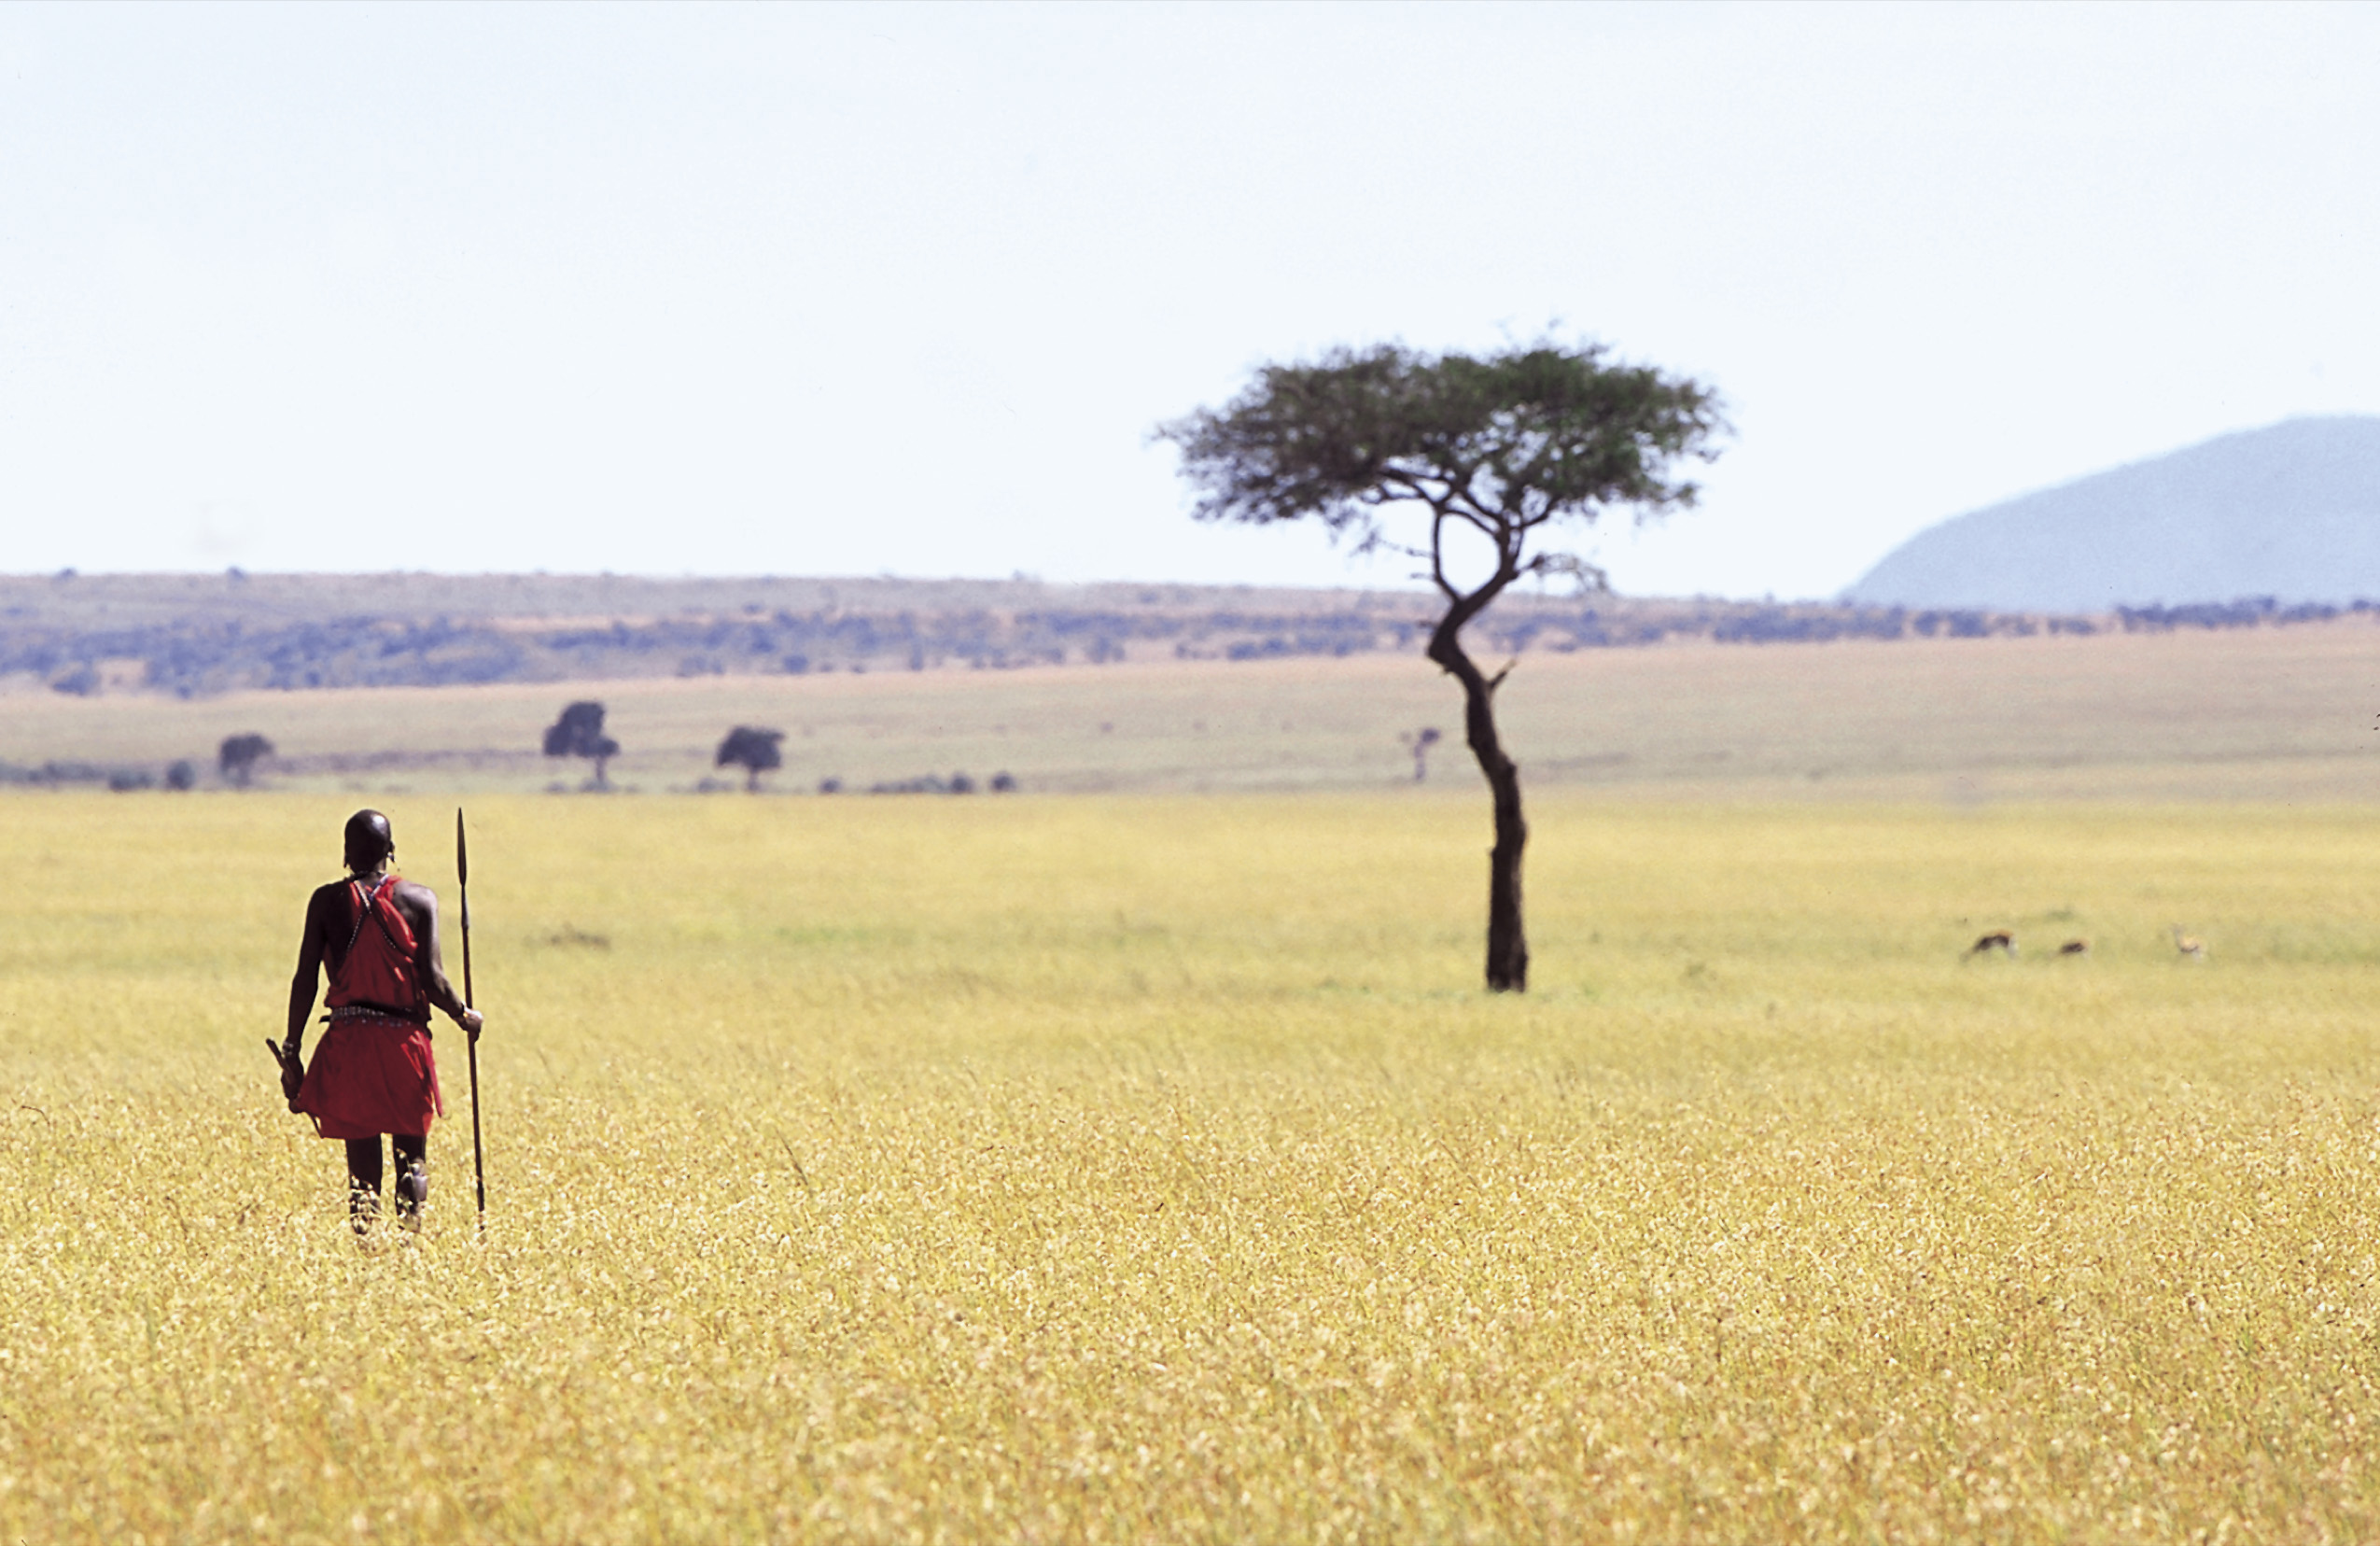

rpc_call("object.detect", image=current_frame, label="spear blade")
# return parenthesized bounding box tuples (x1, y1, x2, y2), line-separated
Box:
(455, 808, 474, 1007)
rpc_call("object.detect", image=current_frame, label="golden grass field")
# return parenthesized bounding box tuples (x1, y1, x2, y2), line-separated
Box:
(3, 789, 2377, 1542)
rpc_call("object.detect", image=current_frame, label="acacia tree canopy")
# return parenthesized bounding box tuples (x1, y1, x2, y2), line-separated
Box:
(1157, 338, 1725, 991)
(1156, 339, 1723, 572)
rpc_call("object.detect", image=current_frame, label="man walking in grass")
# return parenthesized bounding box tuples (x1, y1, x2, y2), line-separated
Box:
(272, 809, 484, 1231)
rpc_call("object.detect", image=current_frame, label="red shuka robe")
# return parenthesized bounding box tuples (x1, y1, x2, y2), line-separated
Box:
(295, 874, 444, 1140)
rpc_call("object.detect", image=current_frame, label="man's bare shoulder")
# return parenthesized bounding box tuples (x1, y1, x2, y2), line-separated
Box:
(391, 878, 441, 913)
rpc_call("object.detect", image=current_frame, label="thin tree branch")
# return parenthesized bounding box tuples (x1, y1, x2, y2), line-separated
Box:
(1430, 510, 1456, 600)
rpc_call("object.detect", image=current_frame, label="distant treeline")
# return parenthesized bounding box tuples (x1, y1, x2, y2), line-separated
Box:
(0, 758, 190, 791)
(5, 584, 2373, 698)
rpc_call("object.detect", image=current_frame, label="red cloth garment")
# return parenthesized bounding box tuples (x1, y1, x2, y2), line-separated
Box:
(299, 874, 441, 1139)
(326, 874, 430, 1024)
(296, 1013, 442, 1139)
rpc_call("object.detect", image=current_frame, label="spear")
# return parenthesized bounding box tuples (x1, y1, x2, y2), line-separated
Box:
(457, 807, 487, 1220)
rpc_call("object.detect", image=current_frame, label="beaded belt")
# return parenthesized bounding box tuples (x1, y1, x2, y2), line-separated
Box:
(328, 1005, 429, 1026)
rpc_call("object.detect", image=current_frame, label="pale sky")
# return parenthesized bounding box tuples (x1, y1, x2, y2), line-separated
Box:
(2, 3, 2373, 598)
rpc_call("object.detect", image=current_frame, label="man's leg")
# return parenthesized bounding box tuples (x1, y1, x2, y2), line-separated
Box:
(345, 1137, 384, 1232)
(392, 1133, 428, 1227)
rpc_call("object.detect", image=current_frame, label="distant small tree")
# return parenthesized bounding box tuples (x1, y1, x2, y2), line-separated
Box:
(1159, 337, 1723, 991)
(715, 725, 785, 793)
(164, 759, 198, 792)
(219, 733, 274, 788)
(1400, 726, 1442, 783)
(542, 701, 620, 789)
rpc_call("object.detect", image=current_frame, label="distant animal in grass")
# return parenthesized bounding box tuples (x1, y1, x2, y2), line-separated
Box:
(2171, 926, 2207, 960)
(2057, 938, 2090, 956)
(1967, 931, 2015, 958)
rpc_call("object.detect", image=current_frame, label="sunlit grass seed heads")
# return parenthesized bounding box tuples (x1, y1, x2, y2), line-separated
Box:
(2, 793, 2376, 1542)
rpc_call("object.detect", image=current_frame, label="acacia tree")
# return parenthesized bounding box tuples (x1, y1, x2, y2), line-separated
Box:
(543, 700, 621, 789)
(715, 725, 785, 792)
(218, 733, 274, 788)
(1158, 339, 1723, 991)
(1400, 726, 1442, 783)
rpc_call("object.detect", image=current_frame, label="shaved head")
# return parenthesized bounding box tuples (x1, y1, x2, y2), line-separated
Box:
(343, 808, 394, 874)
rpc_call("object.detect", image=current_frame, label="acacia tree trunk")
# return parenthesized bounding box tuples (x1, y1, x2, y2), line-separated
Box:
(1426, 595, 1528, 992)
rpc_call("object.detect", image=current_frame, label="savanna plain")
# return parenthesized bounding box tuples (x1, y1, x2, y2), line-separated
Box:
(4, 784, 2377, 1544)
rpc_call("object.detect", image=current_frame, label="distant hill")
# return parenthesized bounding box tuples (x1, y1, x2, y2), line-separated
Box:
(1845, 416, 2380, 611)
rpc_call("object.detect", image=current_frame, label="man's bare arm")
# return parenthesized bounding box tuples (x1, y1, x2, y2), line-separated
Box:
(398, 882, 483, 1034)
(285, 887, 332, 1049)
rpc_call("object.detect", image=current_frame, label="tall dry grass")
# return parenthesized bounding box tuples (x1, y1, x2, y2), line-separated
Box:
(2, 792, 2375, 1541)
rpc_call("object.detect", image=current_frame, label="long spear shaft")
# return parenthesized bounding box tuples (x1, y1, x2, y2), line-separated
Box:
(457, 808, 487, 1218)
